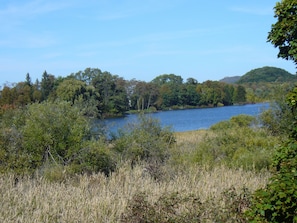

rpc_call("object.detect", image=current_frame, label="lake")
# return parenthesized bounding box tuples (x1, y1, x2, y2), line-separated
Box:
(102, 103, 269, 135)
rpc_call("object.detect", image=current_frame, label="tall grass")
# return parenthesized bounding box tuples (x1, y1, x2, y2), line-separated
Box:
(0, 163, 269, 223)
(0, 115, 277, 222)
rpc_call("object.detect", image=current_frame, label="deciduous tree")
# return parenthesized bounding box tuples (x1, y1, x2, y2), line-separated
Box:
(268, 0, 297, 66)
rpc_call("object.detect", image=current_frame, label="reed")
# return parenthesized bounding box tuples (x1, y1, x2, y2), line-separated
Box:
(0, 163, 269, 223)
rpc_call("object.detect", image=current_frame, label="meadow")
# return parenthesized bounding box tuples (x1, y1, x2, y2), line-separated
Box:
(0, 128, 273, 223)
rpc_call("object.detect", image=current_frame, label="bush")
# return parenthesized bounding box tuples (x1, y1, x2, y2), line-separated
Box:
(0, 101, 116, 177)
(68, 140, 116, 176)
(247, 86, 297, 222)
(192, 115, 277, 170)
(247, 141, 297, 222)
(21, 101, 91, 170)
(0, 107, 31, 174)
(113, 114, 175, 165)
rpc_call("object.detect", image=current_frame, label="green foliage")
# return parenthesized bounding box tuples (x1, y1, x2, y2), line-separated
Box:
(233, 85, 247, 104)
(196, 81, 237, 107)
(91, 70, 129, 116)
(260, 104, 293, 137)
(40, 71, 55, 101)
(237, 66, 296, 83)
(56, 78, 100, 117)
(68, 140, 116, 176)
(247, 86, 297, 222)
(192, 115, 277, 170)
(0, 101, 116, 177)
(0, 107, 31, 174)
(56, 78, 87, 104)
(113, 114, 175, 165)
(247, 142, 297, 222)
(22, 101, 91, 169)
(268, 0, 297, 65)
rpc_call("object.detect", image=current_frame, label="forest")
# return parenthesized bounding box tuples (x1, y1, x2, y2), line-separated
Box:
(0, 68, 248, 118)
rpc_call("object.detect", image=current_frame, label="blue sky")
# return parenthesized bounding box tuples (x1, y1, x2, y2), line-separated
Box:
(0, 0, 296, 85)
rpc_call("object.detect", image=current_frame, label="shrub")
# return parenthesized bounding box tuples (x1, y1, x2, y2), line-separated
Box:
(192, 115, 278, 170)
(21, 101, 91, 170)
(0, 101, 116, 177)
(113, 114, 175, 165)
(247, 86, 297, 222)
(247, 141, 297, 222)
(68, 140, 116, 176)
(0, 107, 31, 174)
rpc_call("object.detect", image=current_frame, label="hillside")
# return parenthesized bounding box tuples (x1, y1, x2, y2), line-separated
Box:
(220, 76, 241, 84)
(237, 66, 296, 83)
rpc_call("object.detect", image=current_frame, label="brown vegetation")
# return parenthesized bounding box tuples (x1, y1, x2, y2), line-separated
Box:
(0, 130, 270, 222)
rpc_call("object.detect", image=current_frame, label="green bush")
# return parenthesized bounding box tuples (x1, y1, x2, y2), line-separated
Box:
(68, 140, 116, 176)
(0, 101, 116, 177)
(21, 101, 91, 169)
(192, 115, 277, 170)
(247, 141, 297, 222)
(247, 86, 297, 222)
(0, 107, 31, 174)
(113, 114, 175, 165)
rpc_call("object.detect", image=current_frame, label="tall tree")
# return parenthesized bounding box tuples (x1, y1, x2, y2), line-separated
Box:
(40, 71, 55, 101)
(92, 71, 128, 116)
(233, 85, 247, 104)
(152, 74, 183, 108)
(268, 0, 297, 66)
(25, 73, 32, 86)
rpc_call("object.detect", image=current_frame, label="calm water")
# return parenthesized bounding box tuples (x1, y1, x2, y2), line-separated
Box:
(103, 103, 269, 134)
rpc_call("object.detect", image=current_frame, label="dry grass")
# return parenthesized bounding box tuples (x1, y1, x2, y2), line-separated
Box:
(174, 130, 210, 144)
(0, 163, 269, 223)
(0, 130, 271, 222)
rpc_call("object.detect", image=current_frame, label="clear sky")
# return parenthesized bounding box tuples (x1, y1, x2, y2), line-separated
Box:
(1, 0, 296, 86)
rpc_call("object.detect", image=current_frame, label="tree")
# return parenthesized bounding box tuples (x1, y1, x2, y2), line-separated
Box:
(268, 0, 297, 66)
(56, 79, 87, 104)
(92, 71, 128, 116)
(248, 86, 297, 222)
(247, 3, 297, 220)
(40, 71, 55, 101)
(0, 86, 16, 106)
(25, 73, 32, 86)
(152, 74, 183, 108)
(233, 85, 246, 104)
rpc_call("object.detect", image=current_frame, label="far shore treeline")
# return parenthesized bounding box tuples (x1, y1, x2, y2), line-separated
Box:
(1, 66, 293, 118)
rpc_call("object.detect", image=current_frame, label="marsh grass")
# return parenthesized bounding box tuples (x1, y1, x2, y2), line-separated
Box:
(0, 163, 269, 223)
(0, 128, 274, 222)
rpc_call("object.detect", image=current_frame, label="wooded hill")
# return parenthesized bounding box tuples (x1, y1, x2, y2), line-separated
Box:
(220, 66, 297, 84)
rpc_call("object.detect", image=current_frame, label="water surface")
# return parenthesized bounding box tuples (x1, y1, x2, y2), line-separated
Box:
(103, 103, 269, 134)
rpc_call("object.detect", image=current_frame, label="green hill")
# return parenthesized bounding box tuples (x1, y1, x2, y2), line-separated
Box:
(237, 66, 296, 83)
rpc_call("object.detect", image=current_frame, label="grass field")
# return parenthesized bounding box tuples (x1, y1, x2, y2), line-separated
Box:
(0, 130, 270, 222)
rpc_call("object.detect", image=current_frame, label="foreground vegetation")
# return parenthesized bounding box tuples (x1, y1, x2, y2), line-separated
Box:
(0, 104, 286, 222)
(0, 165, 269, 223)
(1, 83, 297, 222)
(0, 131, 271, 223)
